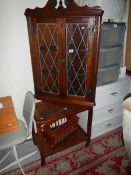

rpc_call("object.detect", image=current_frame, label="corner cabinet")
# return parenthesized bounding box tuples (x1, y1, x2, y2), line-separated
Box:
(25, 0, 103, 165)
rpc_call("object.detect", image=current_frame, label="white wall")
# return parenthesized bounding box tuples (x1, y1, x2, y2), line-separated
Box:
(76, 0, 128, 22)
(0, 0, 47, 119)
(0, 0, 129, 121)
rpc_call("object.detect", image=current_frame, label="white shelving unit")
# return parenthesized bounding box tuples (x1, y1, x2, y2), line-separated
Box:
(78, 75, 131, 138)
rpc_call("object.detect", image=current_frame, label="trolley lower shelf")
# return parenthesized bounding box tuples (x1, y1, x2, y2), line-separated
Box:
(34, 126, 87, 158)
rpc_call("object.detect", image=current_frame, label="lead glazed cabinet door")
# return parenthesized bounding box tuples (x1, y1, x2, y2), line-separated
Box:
(65, 18, 98, 99)
(28, 19, 60, 95)
(25, 0, 103, 106)
(36, 20, 60, 95)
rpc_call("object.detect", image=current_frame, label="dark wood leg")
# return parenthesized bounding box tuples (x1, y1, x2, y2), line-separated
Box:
(86, 107, 93, 146)
(36, 122, 45, 166)
(32, 124, 36, 145)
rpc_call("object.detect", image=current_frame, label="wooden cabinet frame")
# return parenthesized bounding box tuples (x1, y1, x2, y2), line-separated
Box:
(25, 0, 103, 165)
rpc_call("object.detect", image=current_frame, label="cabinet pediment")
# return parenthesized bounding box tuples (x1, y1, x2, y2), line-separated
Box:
(25, 0, 103, 18)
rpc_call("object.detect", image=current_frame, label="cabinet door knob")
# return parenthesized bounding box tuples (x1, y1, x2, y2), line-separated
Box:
(68, 49, 74, 53)
(111, 92, 117, 96)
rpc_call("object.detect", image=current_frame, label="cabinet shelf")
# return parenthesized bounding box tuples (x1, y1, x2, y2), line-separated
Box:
(34, 126, 87, 157)
(42, 68, 58, 73)
(40, 45, 57, 51)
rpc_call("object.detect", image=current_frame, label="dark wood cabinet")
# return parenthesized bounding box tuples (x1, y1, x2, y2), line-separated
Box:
(25, 0, 103, 165)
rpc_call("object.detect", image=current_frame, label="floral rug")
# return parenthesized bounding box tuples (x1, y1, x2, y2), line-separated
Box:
(3, 128, 131, 175)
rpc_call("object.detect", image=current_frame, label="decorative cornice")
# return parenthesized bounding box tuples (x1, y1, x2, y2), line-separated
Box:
(25, 0, 104, 18)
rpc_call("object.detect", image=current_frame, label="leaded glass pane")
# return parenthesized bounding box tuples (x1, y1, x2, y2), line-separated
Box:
(37, 23, 59, 93)
(66, 24, 88, 96)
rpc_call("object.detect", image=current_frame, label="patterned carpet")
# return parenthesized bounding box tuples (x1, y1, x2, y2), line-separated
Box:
(3, 128, 131, 175)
